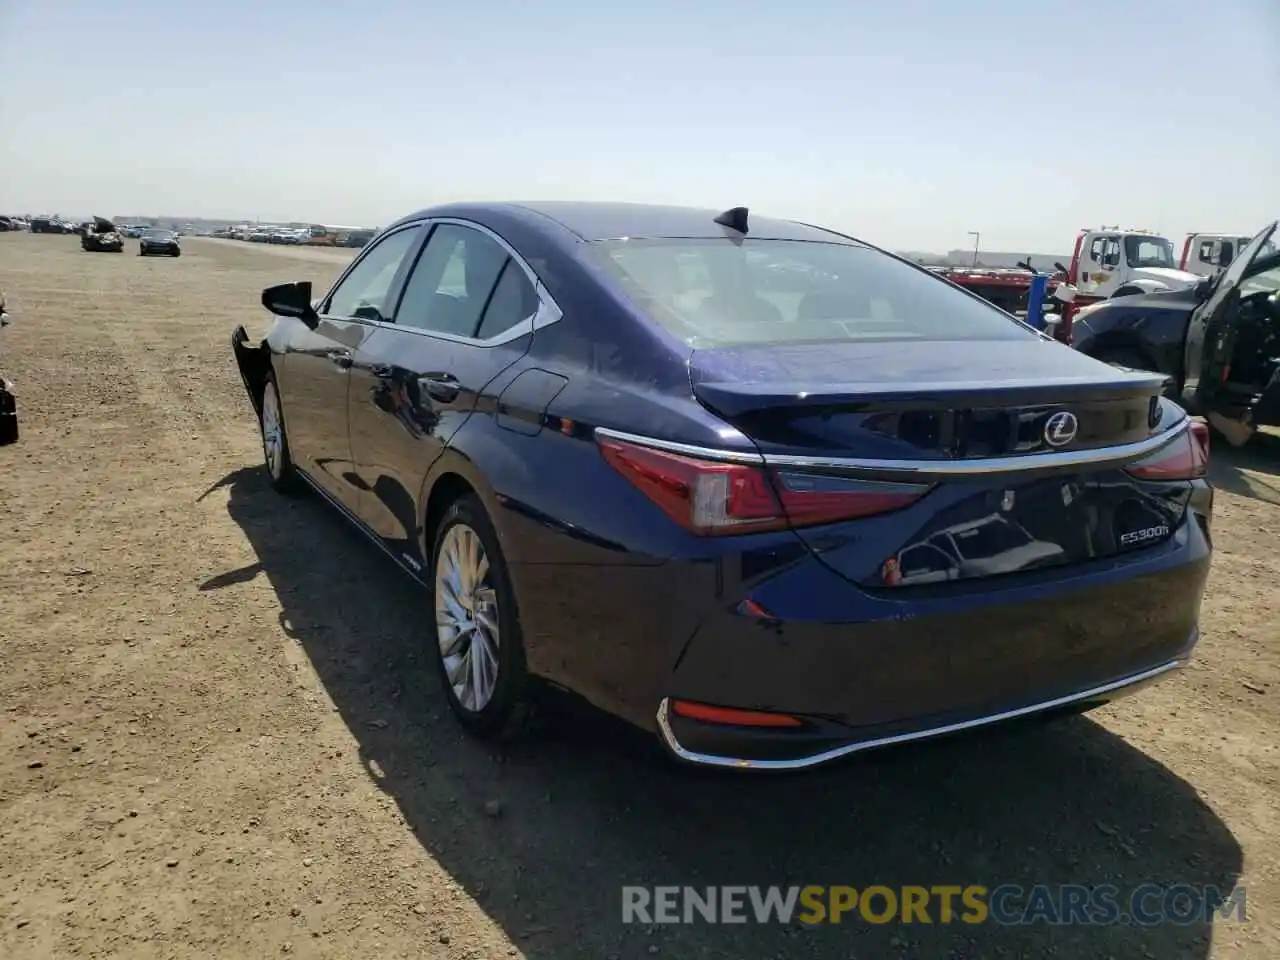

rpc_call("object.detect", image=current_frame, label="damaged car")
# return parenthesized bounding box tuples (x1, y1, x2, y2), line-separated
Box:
(230, 201, 1213, 770)
(1072, 220, 1280, 445)
(81, 216, 124, 253)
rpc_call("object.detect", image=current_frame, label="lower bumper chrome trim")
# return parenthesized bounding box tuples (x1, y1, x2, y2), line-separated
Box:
(656, 658, 1185, 770)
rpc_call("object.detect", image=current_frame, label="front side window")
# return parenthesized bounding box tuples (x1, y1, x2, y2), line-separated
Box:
(1124, 235, 1175, 269)
(324, 227, 420, 322)
(395, 224, 533, 338)
(587, 238, 1034, 348)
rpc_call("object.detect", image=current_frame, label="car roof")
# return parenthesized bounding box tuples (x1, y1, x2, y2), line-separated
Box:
(393, 201, 864, 245)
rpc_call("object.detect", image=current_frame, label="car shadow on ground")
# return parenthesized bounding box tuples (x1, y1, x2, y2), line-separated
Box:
(1208, 430, 1280, 506)
(203, 466, 1242, 959)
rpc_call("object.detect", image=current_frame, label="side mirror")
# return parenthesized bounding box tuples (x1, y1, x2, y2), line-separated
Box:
(1194, 276, 1214, 302)
(1054, 261, 1069, 275)
(1217, 247, 1234, 267)
(262, 281, 319, 329)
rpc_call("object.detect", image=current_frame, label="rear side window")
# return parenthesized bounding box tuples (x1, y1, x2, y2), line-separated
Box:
(476, 260, 539, 339)
(395, 224, 513, 337)
(587, 238, 1033, 348)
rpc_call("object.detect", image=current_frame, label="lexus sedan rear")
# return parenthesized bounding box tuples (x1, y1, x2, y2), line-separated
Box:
(232, 201, 1213, 770)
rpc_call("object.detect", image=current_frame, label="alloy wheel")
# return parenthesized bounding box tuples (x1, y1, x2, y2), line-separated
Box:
(261, 382, 284, 479)
(435, 523, 501, 712)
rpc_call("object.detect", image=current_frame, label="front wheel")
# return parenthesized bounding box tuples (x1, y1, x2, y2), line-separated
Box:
(260, 374, 301, 494)
(430, 495, 535, 740)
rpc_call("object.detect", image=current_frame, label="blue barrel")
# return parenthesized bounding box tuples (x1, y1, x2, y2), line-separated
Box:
(1025, 274, 1049, 330)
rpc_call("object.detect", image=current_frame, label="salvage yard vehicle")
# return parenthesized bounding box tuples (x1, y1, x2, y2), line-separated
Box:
(928, 261, 1072, 341)
(1072, 221, 1280, 445)
(232, 201, 1213, 770)
(138, 228, 181, 257)
(1178, 232, 1254, 278)
(1, 291, 17, 445)
(81, 217, 124, 252)
(1066, 227, 1200, 300)
(30, 217, 70, 234)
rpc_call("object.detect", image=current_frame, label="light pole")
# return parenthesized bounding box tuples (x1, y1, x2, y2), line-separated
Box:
(967, 231, 981, 267)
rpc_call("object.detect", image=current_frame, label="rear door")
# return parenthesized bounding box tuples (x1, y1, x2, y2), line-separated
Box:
(347, 219, 548, 566)
(1182, 221, 1278, 415)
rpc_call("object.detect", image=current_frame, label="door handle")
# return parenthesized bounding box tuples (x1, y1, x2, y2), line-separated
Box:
(419, 373, 460, 402)
(326, 349, 352, 369)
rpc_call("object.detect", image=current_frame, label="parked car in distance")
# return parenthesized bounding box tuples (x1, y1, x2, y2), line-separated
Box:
(1072, 220, 1280, 445)
(337, 229, 376, 248)
(139, 228, 181, 257)
(81, 217, 124, 252)
(232, 201, 1214, 770)
(30, 217, 69, 234)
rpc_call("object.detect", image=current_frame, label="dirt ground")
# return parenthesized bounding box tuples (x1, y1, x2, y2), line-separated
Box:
(1, 232, 1278, 960)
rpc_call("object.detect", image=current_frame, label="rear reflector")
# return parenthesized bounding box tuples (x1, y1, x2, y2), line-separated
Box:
(1125, 421, 1210, 480)
(670, 700, 803, 728)
(597, 436, 930, 535)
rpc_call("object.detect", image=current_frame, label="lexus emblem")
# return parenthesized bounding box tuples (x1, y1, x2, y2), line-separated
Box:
(1043, 411, 1079, 447)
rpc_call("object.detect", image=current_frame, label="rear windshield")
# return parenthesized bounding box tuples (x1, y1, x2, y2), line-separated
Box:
(587, 238, 1032, 347)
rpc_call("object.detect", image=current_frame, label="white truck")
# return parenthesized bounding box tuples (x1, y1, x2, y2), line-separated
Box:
(1177, 232, 1255, 278)
(1064, 226, 1201, 300)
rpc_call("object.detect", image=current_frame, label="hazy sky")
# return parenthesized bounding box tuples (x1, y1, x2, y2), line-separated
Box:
(2, 0, 1277, 251)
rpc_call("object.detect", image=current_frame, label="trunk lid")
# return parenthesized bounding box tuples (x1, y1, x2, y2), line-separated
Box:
(690, 338, 1189, 587)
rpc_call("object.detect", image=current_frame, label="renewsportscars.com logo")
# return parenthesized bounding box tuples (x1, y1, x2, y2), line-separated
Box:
(622, 884, 1246, 926)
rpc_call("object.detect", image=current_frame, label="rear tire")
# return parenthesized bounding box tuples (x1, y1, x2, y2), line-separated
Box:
(429, 495, 535, 741)
(260, 374, 301, 494)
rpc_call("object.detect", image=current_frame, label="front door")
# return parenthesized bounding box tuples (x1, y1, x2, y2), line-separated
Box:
(1183, 221, 1279, 417)
(281, 223, 422, 508)
(348, 220, 548, 570)
(1079, 232, 1120, 295)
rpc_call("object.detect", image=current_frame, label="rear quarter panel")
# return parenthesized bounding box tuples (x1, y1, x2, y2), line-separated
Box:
(1074, 303, 1192, 381)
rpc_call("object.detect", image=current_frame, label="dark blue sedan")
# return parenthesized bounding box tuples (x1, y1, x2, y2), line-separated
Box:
(231, 201, 1213, 770)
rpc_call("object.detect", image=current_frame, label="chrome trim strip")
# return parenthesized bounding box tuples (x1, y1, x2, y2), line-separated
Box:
(656, 659, 1184, 770)
(595, 427, 766, 464)
(595, 417, 1189, 477)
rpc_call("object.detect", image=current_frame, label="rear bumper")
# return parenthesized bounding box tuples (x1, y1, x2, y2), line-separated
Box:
(658, 488, 1211, 769)
(658, 655, 1188, 770)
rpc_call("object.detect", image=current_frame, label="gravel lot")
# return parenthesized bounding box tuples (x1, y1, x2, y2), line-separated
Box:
(1, 232, 1278, 959)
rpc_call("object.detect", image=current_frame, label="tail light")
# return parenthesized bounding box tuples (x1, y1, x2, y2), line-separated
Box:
(597, 436, 930, 536)
(1125, 421, 1210, 480)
